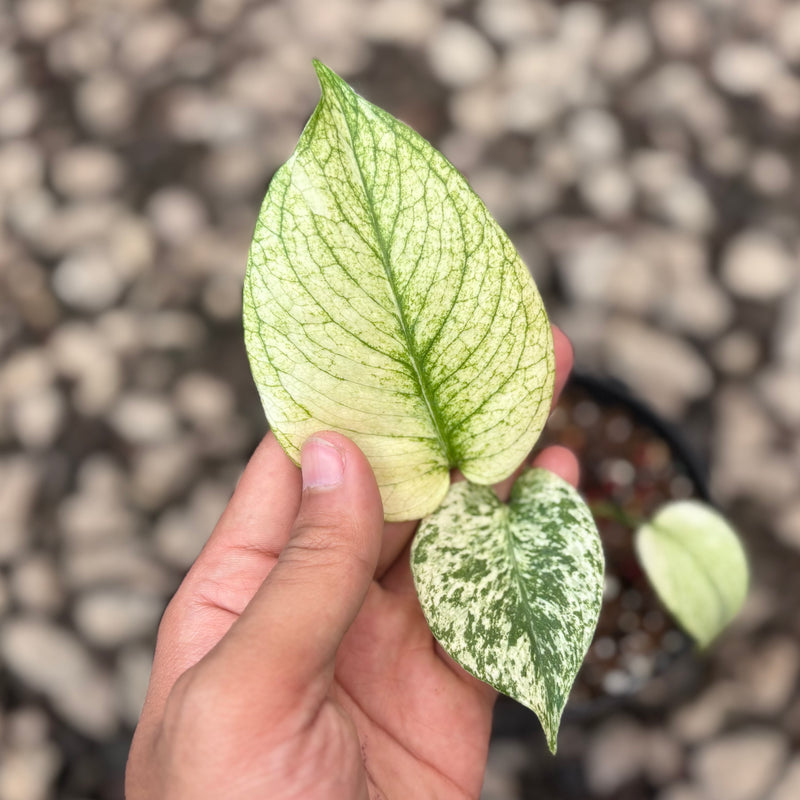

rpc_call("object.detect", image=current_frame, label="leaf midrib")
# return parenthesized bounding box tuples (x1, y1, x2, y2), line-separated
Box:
(332, 88, 457, 468)
(501, 505, 541, 687)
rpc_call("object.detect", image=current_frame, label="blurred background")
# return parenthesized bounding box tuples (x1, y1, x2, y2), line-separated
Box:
(1, 0, 800, 798)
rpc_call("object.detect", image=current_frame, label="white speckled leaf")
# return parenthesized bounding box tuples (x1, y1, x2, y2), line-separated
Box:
(243, 61, 554, 521)
(411, 468, 604, 752)
(636, 501, 748, 648)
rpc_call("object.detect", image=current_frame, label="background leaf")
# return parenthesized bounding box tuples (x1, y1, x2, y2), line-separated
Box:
(636, 500, 749, 647)
(243, 61, 554, 521)
(411, 469, 604, 752)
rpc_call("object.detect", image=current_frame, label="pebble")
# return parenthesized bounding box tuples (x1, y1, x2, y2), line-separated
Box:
(0, 457, 40, 564)
(765, 74, 800, 121)
(566, 108, 623, 164)
(0, 141, 44, 198)
(173, 371, 235, 428)
(475, 0, 552, 43)
(713, 386, 799, 503)
(117, 646, 153, 727)
(119, 10, 186, 74)
(578, 163, 634, 220)
(153, 477, 237, 567)
(595, 19, 652, 80)
(10, 555, 64, 615)
(449, 85, 500, 140)
(776, 5, 800, 62)
(362, 0, 440, 46)
(658, 786, 704, 800)
(130, 438, 197, 509)
(146, 186, 208, 246)
(775, 501, 800, 554)
(426, 20, 496, 88)
(9, 386, 64, 449)
(482, 739, 529, 800)
(586, 716, 648, 793)
(51, 145, 125, 198)
(654, 174, 715, 233)
(74, 70, 136, 136)
(108, 392, 179, 445)
(749, 150, 793, 195)
(732, 637, 800, 716)
(0, 49, 20, 94)
(712, 330, 761, 376)
(0, 743, 61, 800)
(1, 619, 118, 737)
(14, 0, 69, 41)
(107, 214, 155, 279)
(49, 322, 121, 415)
(651, 0, 707, 55)
(770, 757, 800, 800)
(775, 289, 800, 367)
(73, 589, 164, 648)
(758, 369, 800, 428)
(661, 279, 733, 339)
(202, 143, 268, 197)
(692, 729, 788, 800)
(604, 318, 714, 416)
(712, 43, 784, 96)
(62, 541, 172, 593)
(57, 455, 137, 545)
(0, 90, 41, 138)
(51, 247, 125, 311)
(721, 231, 797, 301)
(558, 3, 604, 52)
(47, 24, 112, 76)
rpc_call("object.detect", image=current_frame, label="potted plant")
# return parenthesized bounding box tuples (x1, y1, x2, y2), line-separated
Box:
(241, 62, 749, 753)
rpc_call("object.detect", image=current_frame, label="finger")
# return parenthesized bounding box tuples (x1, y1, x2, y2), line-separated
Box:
(201, 431, 302, 567)
(531, 444, 580, 488)
(206, 432, 384, 714)
(141, 432, 302, 722)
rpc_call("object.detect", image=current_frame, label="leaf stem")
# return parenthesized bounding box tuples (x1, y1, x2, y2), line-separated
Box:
(590, 501, 644, 530)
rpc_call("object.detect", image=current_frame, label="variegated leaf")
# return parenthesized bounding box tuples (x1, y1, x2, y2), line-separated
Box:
(411, 468, 604, 752)
(636, 500, 749, 648)
(243, 61, 554, 521)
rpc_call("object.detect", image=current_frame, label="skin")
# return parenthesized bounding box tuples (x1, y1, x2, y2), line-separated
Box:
(127, 327, 578, 800)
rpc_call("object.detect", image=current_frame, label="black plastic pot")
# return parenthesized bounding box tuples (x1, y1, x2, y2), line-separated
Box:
(492, 369, 709, 739)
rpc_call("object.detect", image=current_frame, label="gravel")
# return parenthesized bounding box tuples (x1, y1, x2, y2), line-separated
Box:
(1, 619, 118, 738)
(692, 729, 789, 800)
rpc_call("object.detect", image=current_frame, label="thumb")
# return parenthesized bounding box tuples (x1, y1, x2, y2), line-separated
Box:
(211, 432, 384, 707)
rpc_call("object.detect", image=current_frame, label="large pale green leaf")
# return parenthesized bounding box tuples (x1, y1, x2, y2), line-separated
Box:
(411, 468, 604, 752)
(243, 61, 554, 521)
(636, 500, 748, 648)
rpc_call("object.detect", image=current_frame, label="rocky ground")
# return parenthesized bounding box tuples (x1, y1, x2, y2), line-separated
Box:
(1, 1, 799, 798)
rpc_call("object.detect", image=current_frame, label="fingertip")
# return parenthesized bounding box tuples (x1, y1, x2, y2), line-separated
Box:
(302, 430, 384, 529)
(531, 445, 580, 488)
(301, 436, 345, 490)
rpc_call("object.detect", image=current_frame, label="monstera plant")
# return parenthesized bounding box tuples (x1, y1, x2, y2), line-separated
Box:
(242, 62, 748, 751)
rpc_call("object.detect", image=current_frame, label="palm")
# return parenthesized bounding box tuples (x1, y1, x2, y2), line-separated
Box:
(184, 536, 493, 799)
(332, 572, 495, 799)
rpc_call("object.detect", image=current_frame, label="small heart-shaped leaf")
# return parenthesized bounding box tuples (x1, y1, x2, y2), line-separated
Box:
(635, 500, 749, 647)
(411, 468, 604, 752)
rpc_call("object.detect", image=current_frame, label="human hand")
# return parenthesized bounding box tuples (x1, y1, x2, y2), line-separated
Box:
(126, 328, 577, 800)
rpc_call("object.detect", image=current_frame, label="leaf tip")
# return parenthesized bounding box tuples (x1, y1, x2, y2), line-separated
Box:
(311, 59, 341, 94)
